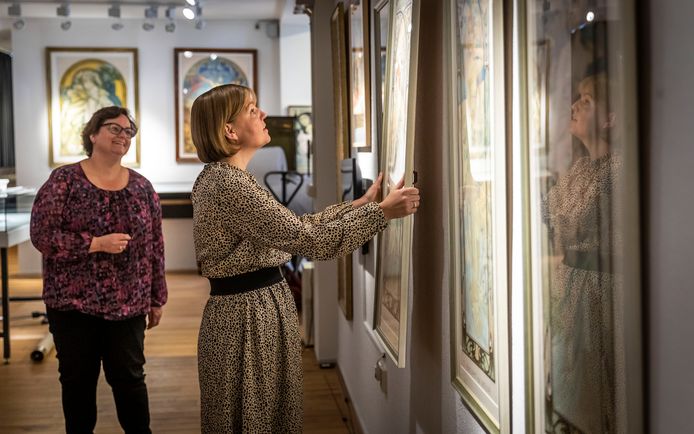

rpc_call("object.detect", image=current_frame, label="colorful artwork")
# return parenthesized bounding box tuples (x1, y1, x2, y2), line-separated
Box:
(458, 0, 494, 380)
(46, 48, 139, 167)
(448, 0, 510, 431)
(374, 0, 419, 368)
(175, 49, 257, 162)
(372, 0, 390, 153)
(349, 0, 372, 152)
(287, 106, 312, 175)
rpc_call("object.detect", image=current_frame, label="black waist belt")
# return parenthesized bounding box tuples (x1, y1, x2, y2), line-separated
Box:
(208, 267, 284, 296)
(562, 250, 616, 273)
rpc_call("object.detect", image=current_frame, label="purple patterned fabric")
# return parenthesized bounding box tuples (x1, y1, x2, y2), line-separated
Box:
(30, 163, 167, 320)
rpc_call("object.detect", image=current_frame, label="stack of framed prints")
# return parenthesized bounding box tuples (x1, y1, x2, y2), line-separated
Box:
(46, 47, 140, 167)
(174, 48, 257, 162)
(446, 0, 510, 431)
(373, 0, 420, 368)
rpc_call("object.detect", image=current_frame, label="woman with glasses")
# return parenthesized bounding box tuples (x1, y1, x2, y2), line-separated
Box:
(30, 106, 167, 434)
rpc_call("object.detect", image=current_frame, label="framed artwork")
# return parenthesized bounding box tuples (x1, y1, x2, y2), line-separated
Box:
(447, 0, 509, 431)
(287, 105, 313, 175)
(522, 4, 643, 434)
(265, 116, 296, 171)
(374, 0, 420, 368)
(331, 3, 354, 320)
(348, 0, 372, 152)
(46, 47, 139, 167)
(174, 48, 257, 162)
(371, 0, 391, 160)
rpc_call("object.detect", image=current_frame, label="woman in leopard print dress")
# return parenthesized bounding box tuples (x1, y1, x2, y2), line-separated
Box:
(190, 84, 420, 433)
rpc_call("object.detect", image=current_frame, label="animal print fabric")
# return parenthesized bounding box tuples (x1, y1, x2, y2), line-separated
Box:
(192, 161, 387, 433)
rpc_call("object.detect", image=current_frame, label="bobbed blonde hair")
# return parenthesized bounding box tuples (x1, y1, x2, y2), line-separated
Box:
(191, 84, 255, 163)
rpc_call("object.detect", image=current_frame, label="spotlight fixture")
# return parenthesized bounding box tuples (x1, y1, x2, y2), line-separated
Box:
(57, 3, 71, 31)
(185, 0, 197, 6)
(195, 19, 206, 30)
(165, 6, 176, 33)
(112, 22, 124, 31)
(8, 3, 20, 17)
(145, 6, 158, 19)
(108, 5, 121, 18)
(8, 3, 24, 30)
(57, 3, 70, 17)
(182, 7, 195, 20)
(143, 5, 157, 31)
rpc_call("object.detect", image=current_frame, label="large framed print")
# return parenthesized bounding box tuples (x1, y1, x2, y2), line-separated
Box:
(331, 3, 354, 320)
(287, 106, 313, 175)
(521, 2, 643, 433)
(374, 0, 420, 368)
(371, 0, 390, 157)
(175, 48, 257, 162)
(46, 47, 139, 167)
(348, 0, 372, 152)
(447, 0, 509, 431)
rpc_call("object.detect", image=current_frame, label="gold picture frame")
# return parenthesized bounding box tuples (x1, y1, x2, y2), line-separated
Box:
(46, 47, 140, 167)
(174, 48, 257, 162)
(446, 0, 510, 431)
(348, 0, 372, 153)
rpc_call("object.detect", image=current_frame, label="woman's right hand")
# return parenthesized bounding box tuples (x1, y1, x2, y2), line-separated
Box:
(90, 233, 132, 254)
(378, 178, 420, 220)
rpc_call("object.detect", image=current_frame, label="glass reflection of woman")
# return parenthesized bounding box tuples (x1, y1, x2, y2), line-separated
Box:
(544, 72, 619, 434)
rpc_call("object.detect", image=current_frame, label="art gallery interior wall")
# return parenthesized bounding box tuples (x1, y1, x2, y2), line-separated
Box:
(311, 0, 694, 433)
(8, 16, 311, 273)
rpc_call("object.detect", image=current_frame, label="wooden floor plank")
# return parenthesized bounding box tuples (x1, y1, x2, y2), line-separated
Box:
(0, 263, 349, 434)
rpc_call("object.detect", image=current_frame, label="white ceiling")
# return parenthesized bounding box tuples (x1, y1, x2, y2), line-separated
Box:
(0, 0, 305, 22)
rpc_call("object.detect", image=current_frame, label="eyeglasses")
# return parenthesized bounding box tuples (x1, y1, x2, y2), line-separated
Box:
(101, 122, 137, 138)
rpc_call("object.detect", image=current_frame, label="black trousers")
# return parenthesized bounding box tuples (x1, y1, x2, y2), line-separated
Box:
(47, 308, 151, 434)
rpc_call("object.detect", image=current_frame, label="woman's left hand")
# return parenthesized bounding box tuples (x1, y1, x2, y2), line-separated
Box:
(353, 172, 383, 208)
(147, 306, 163, 329)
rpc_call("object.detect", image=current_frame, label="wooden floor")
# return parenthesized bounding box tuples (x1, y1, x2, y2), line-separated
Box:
(0, 265, 350, 433)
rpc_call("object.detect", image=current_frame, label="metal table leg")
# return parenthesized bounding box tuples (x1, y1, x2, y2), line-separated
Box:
(1, 247, 9, 363)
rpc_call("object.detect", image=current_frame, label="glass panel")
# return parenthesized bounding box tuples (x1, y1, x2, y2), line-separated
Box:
(525, 1, 634, 432)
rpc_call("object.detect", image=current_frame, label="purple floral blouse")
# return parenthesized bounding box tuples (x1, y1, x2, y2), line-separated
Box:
(30, 163, 167, 320)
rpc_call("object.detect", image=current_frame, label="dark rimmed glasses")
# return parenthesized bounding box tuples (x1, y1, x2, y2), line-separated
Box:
(101, 122, 137, 138)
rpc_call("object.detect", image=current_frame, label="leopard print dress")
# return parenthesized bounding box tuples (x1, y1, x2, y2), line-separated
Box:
(192, 162, 387, 433)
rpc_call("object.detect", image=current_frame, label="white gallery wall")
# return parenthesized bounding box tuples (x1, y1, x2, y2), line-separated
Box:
(8, 17, 292, 272)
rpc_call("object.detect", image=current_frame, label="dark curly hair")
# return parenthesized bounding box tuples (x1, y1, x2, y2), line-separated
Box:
(80, 106, 137, 157)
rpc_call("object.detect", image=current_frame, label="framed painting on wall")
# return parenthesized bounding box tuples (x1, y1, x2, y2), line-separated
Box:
(522, 3, 643, 434)
(331, 2, 354, 320)
(287, 105, 313, 175)
(175, 48, 257, 162)
(46, 47, 140, 167)
(373, 0, 420, 368)
(371, 0, 390, 156)
(348, 0, 372, 152)
(446, 0, 510, 431)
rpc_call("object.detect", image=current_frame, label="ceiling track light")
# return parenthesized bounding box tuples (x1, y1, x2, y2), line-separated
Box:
(8, 3, 24, 30)
(185, 0, 197, 6)
(165, 6, 176, 32)
(57, 3, 71, 31)
(144, 5, 158, 19)
(108, 4, 121, 19)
